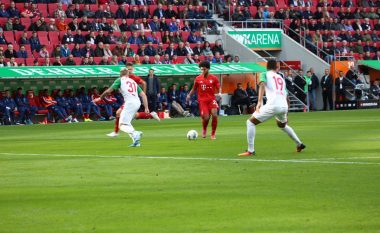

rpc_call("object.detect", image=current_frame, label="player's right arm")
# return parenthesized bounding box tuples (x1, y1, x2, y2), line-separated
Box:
(255, 72, 267, 113)
(138, 86, 150, 114)
(186, 78, 198, 102)
(93, 78, 120, 103)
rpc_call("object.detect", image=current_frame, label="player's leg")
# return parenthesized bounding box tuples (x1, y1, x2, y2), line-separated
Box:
(275, 109, 305, 152)
(209, 99, 219, 139)
(107, 107, 122, 137)
(239, 105, 273, 156)
(199, 101, 210, 138)
(119, 103, 142, 147)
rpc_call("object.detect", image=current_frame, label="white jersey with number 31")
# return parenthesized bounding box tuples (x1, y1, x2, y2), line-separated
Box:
(261, 70, 288, 107)
(110, 76, 142, 105)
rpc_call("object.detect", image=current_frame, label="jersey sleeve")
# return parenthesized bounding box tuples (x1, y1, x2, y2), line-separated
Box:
(131, 74, 144, 85)
(214, 75, 220, 89)
(259, 72, 267, 83)
(111, 78, 121, 90)
(137, 85, 142, 94)
(193, 77, 199, 90)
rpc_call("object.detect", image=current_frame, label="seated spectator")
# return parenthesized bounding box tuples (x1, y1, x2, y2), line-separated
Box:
(110, 55, 119, 65)
(66, 4, 76, 19)
(115, 3, 128, 19)
(81, 56, 90, 65)
(18, 31, 29, 45)
(124, 43, 135, 57)
(363, 41, 376, 53)
(4, 18, 15, 31)
(86, 31, 96, 44)
(77, 87, 103, 121)
(146, 32, 158, 45)
(193, 41, 203, 55)
(7, 2, 20, 18)
(4, 44, 18, 59)
(156, 42, 165, 56)
(0, 90, 17, 125)
(0, 56, 6, 67)
(162, 31, 172, 44)
(144, 42, 157, 57)
(112, 42, 124, 57)
(141, 55, 150, 64)
(52, 56, 63, 66)
(43, 57, 51, 66)
(51, 45, 61, 57)
(172, 31, 183, 44)
(73, 3, 83, 18)
(370, 80, 380, 99)
(212, 52, 223, 64)
(39, 45, 49, 58)
(94, 42, 105, 57)
(67, 89, 84, 123)
(54, 3, 66, 18)
(17, 45, 28, 59)
(65, 55, 76, 65)
(103, 44, 113, 58)
(152, 54, 162, 64)
(176, 42, 187, 56)
(183, 53, 195, 64)
(56, 17, 69, 31)
(159, 17, 169, 32)
(15, 88, 36, 125)
(7, 57, 18, 67)
(47, 18, 58, 31)
(98, 56, 110, 65)
(137, 44, 146, 56)
(202, 41, 213, 56)
(0, 47, 3, 57)
(111, 19, 121, 33)
(128, 32, 142, 45)
(373, 51, 380, 60)
(171, 54, 180, 64)
(158, 87, 168, 110)
(167, 84, 191, 117)
(40, 89, 71, 123)
(90, 87, 114, 120)
(165, 43, 177, 59)
(162, 53, 172, 64)
(69, 17, 80, 31)
(20, 2, 33, 18)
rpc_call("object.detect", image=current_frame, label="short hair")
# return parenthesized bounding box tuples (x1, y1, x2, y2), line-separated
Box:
(199, 61, 210, 69)
(126, 62, 133, 67)
(266, 59, 277, 70)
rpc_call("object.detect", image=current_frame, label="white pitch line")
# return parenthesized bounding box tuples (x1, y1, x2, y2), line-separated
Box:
(0, 152, 380, 165)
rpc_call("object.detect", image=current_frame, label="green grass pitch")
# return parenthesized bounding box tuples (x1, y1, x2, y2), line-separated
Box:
(1, 109, 380, 233)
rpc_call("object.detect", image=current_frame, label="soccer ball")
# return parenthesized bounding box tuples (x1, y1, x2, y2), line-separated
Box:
(187, 130, 198, 140)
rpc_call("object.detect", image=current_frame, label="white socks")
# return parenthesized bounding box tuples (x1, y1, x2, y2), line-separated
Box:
(246, 120, 256, 153)
(120, 124, 136, 141)
(281, 125, 302, 145)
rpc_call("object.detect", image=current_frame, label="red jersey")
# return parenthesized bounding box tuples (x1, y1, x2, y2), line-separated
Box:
(193, 74, 220, 102)
(129, 74, 144, 85)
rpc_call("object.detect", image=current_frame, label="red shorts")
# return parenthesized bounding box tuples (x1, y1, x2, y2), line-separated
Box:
(199, 99, 219, 117)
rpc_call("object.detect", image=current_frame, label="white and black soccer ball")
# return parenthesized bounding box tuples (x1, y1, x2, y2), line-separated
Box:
(187, 130, 198, 140)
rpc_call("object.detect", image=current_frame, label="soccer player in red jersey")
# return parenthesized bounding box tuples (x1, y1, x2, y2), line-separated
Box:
(186, 61, 221, 140)
(107, 63, 160, 137)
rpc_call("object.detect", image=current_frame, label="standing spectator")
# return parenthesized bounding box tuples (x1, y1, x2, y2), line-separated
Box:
(320, 69, 333, 110)
(144, 69, 161, 112)
(335, 70, 349, 101)
(309, 68, 319, 110)
(294, 69, 307, 103)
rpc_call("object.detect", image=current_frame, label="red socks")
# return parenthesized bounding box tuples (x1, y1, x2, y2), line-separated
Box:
(136, 112, 151, 119)
(114, 117, 120, 133)
(211, 116, 218, 136)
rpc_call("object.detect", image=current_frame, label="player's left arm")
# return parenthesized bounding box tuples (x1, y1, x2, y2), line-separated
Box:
(138, 87, 150, 114)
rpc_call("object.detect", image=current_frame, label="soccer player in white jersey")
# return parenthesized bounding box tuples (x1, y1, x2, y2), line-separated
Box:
(94, 68, 150, 147)
(238, 60, 306, 156)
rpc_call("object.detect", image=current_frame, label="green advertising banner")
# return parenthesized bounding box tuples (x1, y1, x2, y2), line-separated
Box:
(228, 30, 282, 50)
(0, 63, 266, 79)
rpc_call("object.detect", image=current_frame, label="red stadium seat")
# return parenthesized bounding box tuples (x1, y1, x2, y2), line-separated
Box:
(3, 31, 15, 43)
(48, 31, 60, 46)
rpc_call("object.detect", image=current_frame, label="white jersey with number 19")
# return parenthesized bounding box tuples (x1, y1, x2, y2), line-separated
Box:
(111, 76, 142, 105)
(261, 70, 288, 107)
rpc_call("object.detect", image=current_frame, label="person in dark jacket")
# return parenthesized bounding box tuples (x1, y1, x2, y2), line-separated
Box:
(144, 69, 161, 112)
(320, 69, 334, 110)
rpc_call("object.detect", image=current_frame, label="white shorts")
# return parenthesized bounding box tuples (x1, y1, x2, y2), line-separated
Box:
(252, 105, 288, 123)
(119, 101, 140, 126)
